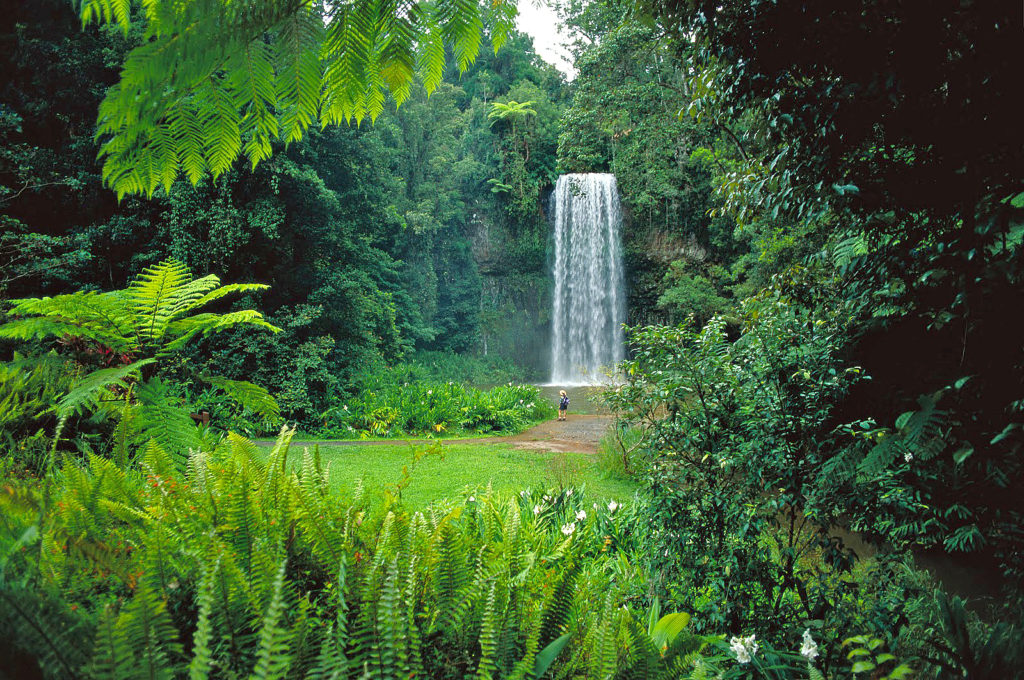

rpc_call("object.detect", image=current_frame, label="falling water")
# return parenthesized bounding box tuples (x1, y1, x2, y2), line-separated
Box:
(550, 173, 625, 385)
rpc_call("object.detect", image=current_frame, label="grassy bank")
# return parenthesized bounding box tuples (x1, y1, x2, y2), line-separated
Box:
(307, 441, 637, 509)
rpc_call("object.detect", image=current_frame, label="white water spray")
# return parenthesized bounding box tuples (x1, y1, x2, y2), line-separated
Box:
(550, 173, 625, 385)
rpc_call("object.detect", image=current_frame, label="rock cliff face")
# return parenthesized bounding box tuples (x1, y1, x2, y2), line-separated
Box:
(467, 188, 703, 373)
(467, 202, 550, 377)
(620, 203, 711, 328)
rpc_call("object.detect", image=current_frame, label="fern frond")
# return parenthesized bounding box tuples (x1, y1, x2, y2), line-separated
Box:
(0, 291, 134, 350)
(415, 4, 446, 94)
(188, 553, 221, 680)
(591, 590, 619, 678)
(57, 358, 155, 417)
(129, 259, 193, 346)
(201, 375, 281, 423)
(275, 5, 324, 142)
(116, 582, 184, 679)
(133, 378, 203, 459)
(539, 560, 579, 648)
(439, 0, 484, 72)
(82, 0, 517, 195)
(249, 558, 293, 680)
(88, 604, 133, 678)
(475, 579, 507, 679)
(163, 311, 280, 355)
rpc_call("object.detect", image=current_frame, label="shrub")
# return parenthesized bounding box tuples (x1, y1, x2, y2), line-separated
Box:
(320, 381, 555, 438)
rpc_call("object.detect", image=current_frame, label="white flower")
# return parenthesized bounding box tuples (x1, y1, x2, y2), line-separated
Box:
(342, 405, 348, 411)
(533, 505, 541, 515)
(427, 390, 432, 395)
(565, 488, 573, 497)
(593, 503, 599, 510)
(467, 496, 476, 503)
(904, 451, 913, 463)
(607, 501, 619, 513)
(520, 399, 524, 404)
(729, 635, 758, 664)
(800, 629, 819, 660)
(560, 522, 576, 536)
(520, 490, 528, 497)
(575, 510, 587, 521)
(543, 495, 552, 502)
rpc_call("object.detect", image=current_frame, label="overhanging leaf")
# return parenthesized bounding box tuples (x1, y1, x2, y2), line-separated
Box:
(533, 633, 571, 678)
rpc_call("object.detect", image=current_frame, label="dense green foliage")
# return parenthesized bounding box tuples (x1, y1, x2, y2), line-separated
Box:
(79, 0, 518, 197)
(2, 427, 903, 679)
(2, 0, 564, 425)
(626, 0, 1024, 588)
(322, 381, 554, 439)
(553, 0, 1024, 674)
(3, 0, 1023, 676)
(0, 260, 281, 469)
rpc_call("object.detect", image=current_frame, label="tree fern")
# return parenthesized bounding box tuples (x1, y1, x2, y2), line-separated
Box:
(2, 260, 279, 464)
(56, 358, 154, 417)
(0, 290, 135, 349)
(76, 0, 518, 197)
(133, 378, 204, 461)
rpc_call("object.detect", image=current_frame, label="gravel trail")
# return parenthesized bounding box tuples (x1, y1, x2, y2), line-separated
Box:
(257, 415, 614, 454)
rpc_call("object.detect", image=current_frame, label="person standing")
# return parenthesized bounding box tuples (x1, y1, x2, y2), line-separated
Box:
(558, 390, 569, 421)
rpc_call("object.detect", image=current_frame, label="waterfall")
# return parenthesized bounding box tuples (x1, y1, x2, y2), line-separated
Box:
(550, 173, 625, 385)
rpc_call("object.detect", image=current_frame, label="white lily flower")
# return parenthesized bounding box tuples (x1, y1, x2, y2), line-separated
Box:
(800, 629, 819, 660)
(729, 635, 758, 664)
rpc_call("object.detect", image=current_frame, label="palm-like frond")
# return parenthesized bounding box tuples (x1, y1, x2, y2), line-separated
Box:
(200, 375, 281, 423)
(2, 260, 277, 362)
(0, 291, 135, 350)
(133, 378, 203, 459)
(79, 0, 518, 197)
(57, 358, 155, 417)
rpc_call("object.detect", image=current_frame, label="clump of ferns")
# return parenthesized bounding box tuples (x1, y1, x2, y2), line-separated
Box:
(2, 427, 647, 678)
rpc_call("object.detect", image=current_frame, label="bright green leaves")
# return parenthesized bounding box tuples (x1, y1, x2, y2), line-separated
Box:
(275, 8, 323, 144)
(487, 100, 537, 125)
(439, 0, 484, 72)
(1, 260, 280, 457)
(78, 0, 133, 32)
(80, 0, 518, 198)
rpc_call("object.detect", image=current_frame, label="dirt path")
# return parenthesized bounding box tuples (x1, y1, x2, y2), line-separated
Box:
(260, 415, 614, 454)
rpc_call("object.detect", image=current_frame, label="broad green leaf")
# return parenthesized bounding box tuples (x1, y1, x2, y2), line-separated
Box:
(650, 612, 691, 651)
(533, 633, 571, 678)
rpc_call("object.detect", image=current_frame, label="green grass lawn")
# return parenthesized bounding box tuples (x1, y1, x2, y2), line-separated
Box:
(303, 441, 638, 509)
